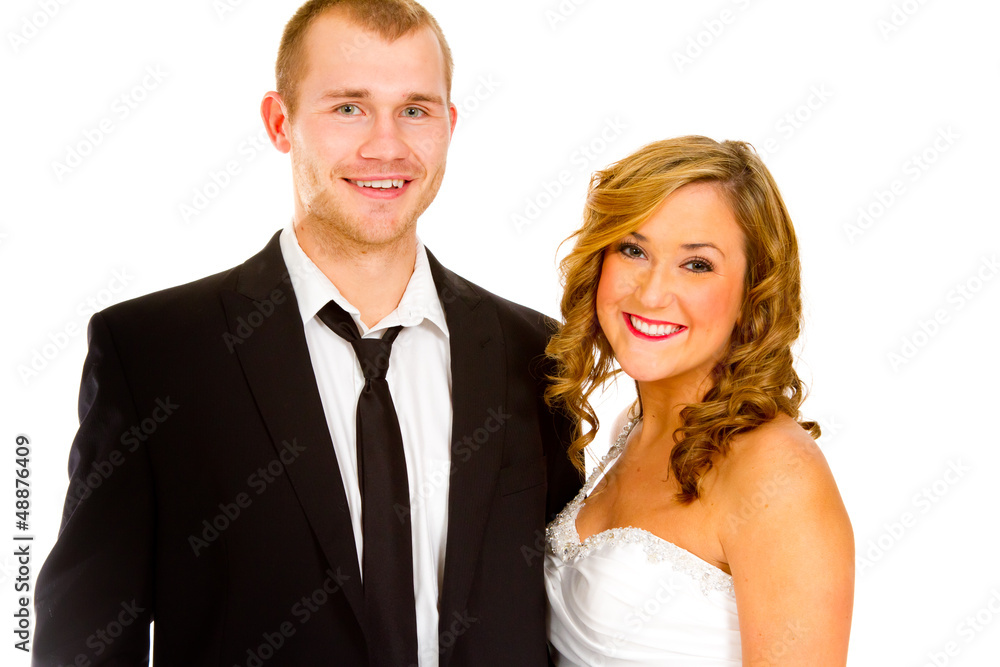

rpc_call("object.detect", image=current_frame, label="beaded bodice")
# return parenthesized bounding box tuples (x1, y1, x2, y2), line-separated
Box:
(545, 417, 734, 596)
(544, 417, 742, 666)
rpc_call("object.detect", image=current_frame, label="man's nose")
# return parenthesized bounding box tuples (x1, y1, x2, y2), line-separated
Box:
(359, 114, 409, 161)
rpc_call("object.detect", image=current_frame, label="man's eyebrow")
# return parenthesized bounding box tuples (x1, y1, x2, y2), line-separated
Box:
(404, 92, 446, 106)
(318, 88, 371, 101)
(316, 89, 446, 107)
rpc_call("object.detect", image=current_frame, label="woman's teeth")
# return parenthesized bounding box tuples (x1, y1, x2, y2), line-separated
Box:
(630, 315, 683, 337)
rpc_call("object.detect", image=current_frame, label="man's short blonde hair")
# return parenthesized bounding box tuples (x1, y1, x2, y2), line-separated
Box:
(276, 0, 454, 118)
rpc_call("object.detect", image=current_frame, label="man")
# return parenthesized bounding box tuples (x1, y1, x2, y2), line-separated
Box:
(33, 1, 579, 665)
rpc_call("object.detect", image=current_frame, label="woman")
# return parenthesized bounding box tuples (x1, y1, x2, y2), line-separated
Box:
(544, 136, 854, 665)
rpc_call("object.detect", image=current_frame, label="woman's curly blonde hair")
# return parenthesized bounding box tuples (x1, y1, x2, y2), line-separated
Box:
(545, 136, 819, 503)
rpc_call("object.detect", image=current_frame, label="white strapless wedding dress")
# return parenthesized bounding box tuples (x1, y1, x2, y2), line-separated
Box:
(545, 418, 742, 666)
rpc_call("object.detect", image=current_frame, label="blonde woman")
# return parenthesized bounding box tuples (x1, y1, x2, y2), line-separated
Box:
(544, 136, 854, 665)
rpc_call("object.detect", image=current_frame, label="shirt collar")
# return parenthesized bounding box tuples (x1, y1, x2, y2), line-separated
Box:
(278, 222, 449, 338)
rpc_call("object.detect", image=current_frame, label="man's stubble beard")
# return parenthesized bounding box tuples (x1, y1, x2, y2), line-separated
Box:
(293, 150, 447, 254)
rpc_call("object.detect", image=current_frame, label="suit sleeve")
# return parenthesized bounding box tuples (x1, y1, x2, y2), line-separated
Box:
(539, 317, 583, 522)
(33, 313, 155, 666)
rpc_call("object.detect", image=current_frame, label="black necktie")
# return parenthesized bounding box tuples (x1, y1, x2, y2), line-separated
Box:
(317, 301, 418, 667)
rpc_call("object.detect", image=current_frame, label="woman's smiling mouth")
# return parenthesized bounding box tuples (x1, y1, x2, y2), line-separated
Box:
(623, 312, 687, 340)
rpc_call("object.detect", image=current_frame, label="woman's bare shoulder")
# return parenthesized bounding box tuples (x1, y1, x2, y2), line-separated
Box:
(710, 413, 847, 538)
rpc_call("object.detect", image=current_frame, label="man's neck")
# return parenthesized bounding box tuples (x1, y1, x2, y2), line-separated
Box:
(293, 220, 418, 329)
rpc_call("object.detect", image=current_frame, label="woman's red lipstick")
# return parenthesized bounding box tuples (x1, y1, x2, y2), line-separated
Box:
(622, 312, 687, 341)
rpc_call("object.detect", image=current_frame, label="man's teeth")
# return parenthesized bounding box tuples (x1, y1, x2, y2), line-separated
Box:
(630, 315, 683, 337)
(352, 179, 405, 189)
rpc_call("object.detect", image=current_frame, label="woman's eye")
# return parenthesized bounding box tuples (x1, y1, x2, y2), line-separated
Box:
(618, 243, 644, 259)
(683, 258, 713, 273)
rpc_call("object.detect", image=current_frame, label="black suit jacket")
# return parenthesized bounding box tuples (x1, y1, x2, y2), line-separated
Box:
(33, 232, 580, 666)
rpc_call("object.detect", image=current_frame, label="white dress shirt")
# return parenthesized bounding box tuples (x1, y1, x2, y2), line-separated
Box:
(279, 224, 452, 666)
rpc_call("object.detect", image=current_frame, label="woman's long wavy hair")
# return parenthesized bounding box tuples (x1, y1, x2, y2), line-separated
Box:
(545, 136, 819, 503)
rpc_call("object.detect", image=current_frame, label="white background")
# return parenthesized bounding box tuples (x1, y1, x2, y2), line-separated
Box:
(2, 0, 999, 664)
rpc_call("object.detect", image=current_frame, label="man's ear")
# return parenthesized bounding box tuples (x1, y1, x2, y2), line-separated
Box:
(261, 91, 292, 153)
(448, 102, 458, 138)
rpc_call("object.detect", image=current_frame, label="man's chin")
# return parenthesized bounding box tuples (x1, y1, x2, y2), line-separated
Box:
(306, 213, 418, 251)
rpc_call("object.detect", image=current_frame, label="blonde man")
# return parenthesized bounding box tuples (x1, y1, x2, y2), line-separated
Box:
(34, 2, 578, 665)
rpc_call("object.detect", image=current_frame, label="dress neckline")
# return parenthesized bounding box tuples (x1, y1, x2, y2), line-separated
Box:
(552, 417, 734, 595)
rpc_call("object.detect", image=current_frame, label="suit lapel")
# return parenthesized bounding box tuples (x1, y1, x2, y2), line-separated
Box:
(427, 252, 507, 654)
(220, 231, 365, 623)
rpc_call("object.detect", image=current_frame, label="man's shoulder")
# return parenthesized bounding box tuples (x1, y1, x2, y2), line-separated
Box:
(98, 232, 283, 335)
(484, 285, 557, 341)
(105, 266, 235, 317)
(426, 250, 557, 342)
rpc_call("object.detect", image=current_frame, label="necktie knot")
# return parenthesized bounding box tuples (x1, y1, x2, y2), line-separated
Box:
(318, 301, 403, 381)
(351, 338, 393, 380)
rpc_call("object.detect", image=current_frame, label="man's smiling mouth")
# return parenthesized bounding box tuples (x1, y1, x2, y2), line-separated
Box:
(347, 178, 407, 189)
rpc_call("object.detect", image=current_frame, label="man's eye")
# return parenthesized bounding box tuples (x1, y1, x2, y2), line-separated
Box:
(336, 104, 360, 115)
(402, 107, 426, 118)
